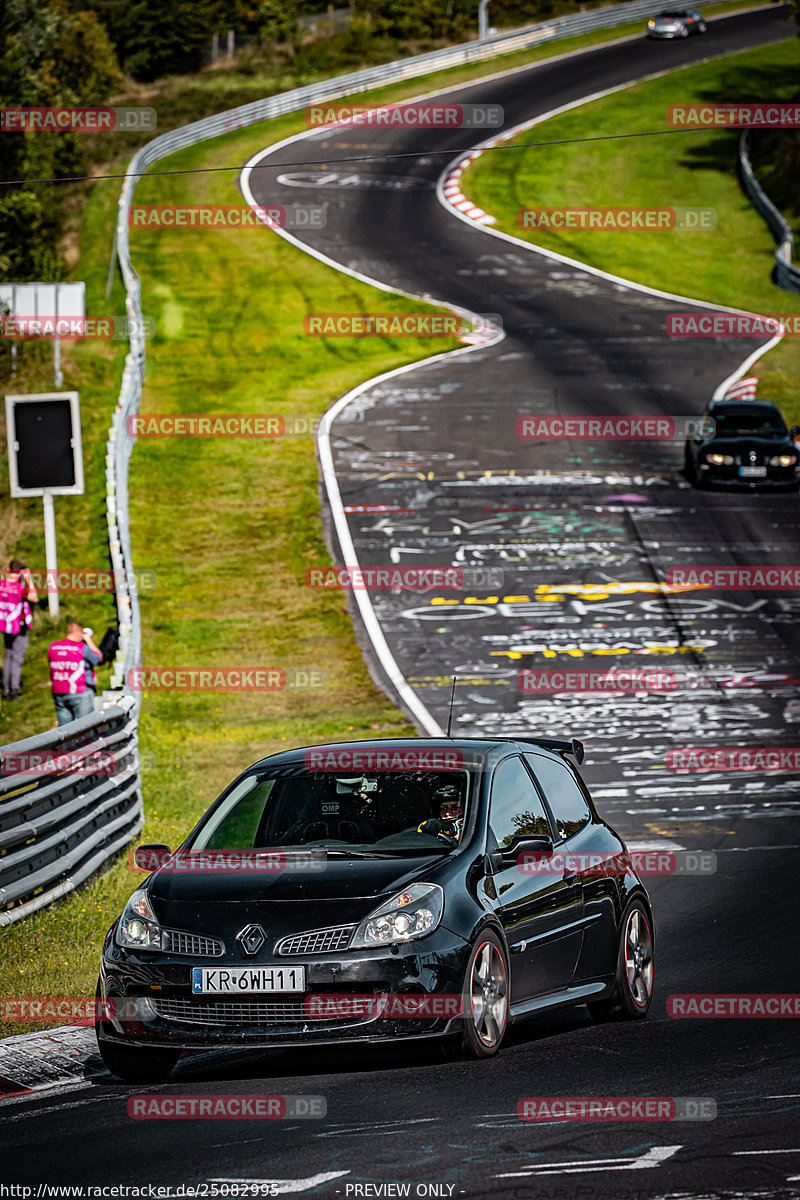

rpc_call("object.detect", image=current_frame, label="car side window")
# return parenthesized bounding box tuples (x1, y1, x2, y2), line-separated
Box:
(523, 753, 590, 842)
(489, 756, 551, 850)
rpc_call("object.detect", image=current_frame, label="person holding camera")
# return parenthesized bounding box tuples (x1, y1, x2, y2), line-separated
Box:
(48, 622, 102, 725)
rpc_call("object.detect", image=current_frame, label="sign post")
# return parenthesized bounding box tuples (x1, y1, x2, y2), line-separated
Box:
(5, 392, 85, 620)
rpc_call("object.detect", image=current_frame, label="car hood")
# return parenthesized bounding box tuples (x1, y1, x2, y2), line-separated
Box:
(701, 435, 796, 453)
(146, 851, 445, 906)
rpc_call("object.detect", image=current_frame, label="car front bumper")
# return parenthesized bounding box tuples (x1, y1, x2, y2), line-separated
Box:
(98, 925, 472, 1050)
(699, 464, 800, 489)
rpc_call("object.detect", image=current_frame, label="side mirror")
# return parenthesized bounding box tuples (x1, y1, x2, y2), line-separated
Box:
(790, 426, 800, 439)
(502, 833, 554, 865)
(134, 843, 172, 871)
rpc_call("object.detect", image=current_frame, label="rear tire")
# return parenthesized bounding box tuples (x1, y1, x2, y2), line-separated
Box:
(588, 899, 654, 1022)
(455, 930, 509, 1058)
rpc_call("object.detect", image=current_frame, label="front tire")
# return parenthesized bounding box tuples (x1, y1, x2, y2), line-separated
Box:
(95, 978, 179, 1082)
(588, 899, 654, 1022)
(97, 1036, 180, 1083)
(457, 930, 509, 1058)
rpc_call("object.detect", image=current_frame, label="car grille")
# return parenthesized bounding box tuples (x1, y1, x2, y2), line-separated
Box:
(161, 930, 225, 957)
(152, 998, 366, 1027)
(275, 926, 355, 956)
(737, 450, 765, 466)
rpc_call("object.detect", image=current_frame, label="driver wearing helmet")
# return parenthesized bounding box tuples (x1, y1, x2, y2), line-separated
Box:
(417, 784, 465, 843)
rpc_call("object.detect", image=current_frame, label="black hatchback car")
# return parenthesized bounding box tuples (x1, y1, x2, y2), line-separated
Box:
(96, 737, 655, 1082)
(685, 398, 800, 490)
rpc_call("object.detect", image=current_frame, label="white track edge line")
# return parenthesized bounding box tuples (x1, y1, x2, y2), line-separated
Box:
(241, 132, 504, 736)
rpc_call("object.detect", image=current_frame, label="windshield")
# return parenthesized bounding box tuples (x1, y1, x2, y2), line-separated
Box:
(711, 410, 787, 438)
(188, 765, 477, 856)
(657, 11, 688, 17)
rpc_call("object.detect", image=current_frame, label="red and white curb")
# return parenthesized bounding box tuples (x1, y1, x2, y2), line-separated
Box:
(0, 1025, 100, 1099)
(441, 150, 496, 225)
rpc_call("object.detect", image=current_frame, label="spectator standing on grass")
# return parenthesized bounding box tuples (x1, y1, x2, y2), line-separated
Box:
(81, 626, 103, 709)
(1, 559, 38, 701)
(48, 622, 101, 726)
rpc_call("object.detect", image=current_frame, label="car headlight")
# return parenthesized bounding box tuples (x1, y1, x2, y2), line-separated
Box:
(647, 18, 655, 25)
(115, 887, 163, 950)
(705, 453, 733, 466)
(770, 454, 797, 467)
(350, 884, 444, 949)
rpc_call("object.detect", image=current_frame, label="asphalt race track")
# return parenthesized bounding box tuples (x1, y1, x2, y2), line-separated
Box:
(3, 7, 800, 1197)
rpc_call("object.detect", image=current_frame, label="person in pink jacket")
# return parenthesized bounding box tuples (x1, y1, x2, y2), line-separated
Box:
(48, 622, 102, 725)
(1, 559, 38, 701)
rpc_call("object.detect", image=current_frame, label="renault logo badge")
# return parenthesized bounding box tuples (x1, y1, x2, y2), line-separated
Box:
(236, 924, 266, 956)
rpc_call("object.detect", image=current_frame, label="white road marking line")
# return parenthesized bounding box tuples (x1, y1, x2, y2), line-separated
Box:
(497, 1146, 682, 1177)
(734, 1148, 800, 1155)
(316, 1117, 439, 1138)
(241, 127, 506, 737)
(210, 1175, 349, 1194)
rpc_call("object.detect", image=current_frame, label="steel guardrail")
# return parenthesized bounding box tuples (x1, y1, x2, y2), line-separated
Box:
(0, 696, 142, 925)
(739, 130, 800, 295)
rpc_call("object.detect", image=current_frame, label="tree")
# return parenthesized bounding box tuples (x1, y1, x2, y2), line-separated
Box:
(0, 0, 121, 282)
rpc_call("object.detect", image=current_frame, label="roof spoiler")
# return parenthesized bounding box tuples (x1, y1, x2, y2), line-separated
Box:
(515, 737, 585, 766)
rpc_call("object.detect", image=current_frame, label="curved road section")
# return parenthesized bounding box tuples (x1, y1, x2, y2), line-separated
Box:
(244, 5, 800, 807)
(3, 11, 799, 1199)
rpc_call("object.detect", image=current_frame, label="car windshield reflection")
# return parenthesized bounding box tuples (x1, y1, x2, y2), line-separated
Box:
(188, 767, 476, 856)
(712, 413, 787, 437)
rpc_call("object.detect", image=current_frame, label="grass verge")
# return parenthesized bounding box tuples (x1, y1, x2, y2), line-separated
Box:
(461, 37, 800, 422)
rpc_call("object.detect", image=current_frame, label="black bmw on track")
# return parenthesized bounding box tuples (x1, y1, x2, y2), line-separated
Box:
(685, 398, 800, 490)
(97, 737, 655, 1082)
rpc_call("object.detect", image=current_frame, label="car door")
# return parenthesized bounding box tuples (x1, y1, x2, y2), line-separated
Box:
(487, 755, 584, 1002)
(523, 751, 617, 982)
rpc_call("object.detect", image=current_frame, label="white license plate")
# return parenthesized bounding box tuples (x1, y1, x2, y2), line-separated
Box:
(739, 466, 766, 478)
(191, 966, 306, 994)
